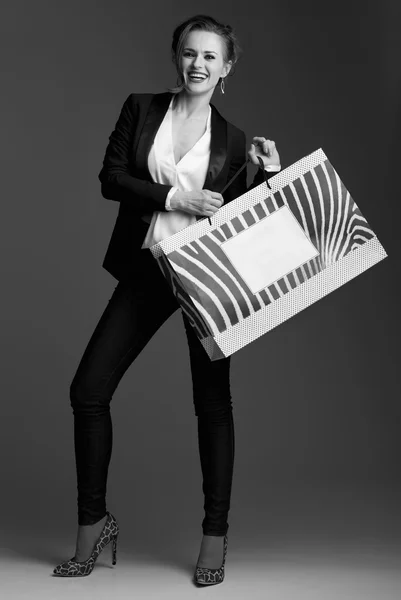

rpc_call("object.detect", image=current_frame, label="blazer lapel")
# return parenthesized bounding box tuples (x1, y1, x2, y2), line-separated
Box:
(204, 103, 227, 190)
(134, 92, 228, 190)
(134, 92, 172, 178)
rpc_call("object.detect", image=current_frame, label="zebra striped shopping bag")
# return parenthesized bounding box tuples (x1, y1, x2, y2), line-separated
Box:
(149, 148, 388, 361)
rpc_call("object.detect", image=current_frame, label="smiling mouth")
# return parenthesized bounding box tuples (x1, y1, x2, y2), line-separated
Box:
(187, 72, 208, 81)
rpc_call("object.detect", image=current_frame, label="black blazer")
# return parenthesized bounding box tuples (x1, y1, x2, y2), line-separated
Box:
(98, 91, 275, 281)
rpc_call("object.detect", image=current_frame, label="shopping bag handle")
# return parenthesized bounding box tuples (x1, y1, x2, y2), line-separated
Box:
(205, 156, 272, 225)
(220, 156, 272, 194)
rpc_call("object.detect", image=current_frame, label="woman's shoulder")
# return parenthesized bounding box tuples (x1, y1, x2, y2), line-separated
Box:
(124, 92, 157, 106)
(121, 91, 171, 115)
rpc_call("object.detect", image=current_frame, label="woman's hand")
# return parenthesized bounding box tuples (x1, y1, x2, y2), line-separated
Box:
(248, 136, 280, 168)
(169, 189, 224, 217)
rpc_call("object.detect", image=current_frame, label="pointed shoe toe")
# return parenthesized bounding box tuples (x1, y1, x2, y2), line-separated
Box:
(52, 511, 119, 578)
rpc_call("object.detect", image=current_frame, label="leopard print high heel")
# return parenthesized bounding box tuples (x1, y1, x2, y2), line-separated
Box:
(194, 534, 228, 586)
(53, 511, 119, 577)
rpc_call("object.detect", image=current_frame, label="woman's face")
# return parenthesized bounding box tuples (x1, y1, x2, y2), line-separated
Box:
(179, 30, 232, 96)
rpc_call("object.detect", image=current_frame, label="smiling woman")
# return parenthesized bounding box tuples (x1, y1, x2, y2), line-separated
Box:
(53, 13, 281, 588)
(179, 31, 232, 94)
(168, 14, 240, 95)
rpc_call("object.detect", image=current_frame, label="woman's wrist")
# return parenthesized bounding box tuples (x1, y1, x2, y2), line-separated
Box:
(169, 189, 186, 211)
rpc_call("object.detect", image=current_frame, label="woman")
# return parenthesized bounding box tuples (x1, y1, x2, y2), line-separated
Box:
(53, 14, 281, 585)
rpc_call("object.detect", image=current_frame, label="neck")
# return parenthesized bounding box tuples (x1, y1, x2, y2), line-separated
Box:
(172, 90, 212, 120)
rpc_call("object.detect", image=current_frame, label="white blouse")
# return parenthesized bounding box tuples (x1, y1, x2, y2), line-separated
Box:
(141, 95, 212, 249)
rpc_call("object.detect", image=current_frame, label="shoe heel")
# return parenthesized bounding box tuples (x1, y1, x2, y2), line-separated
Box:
(111, 534, 118, 565)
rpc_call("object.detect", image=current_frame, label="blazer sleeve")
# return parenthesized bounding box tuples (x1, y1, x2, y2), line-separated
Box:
(222, 129, 280, 205)
(98, 94, 173, 213)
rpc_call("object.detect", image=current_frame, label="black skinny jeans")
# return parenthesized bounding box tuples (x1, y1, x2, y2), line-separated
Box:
(69, 251, 235, 536)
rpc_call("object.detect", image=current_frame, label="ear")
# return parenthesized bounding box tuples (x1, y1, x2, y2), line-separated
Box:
(222, 60, 232, 78)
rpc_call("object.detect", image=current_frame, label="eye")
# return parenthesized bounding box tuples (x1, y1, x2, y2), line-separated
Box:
(182, 51, 215, 59)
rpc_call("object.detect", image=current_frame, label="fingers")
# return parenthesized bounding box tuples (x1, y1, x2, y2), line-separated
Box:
(181, 190, 224, 217)
(252, 136, 276, 157)
(203, 190, 224, 207)
(205, 190, 223, 200)
(248, 143, 256, 157)
(198, 190, 222, 216)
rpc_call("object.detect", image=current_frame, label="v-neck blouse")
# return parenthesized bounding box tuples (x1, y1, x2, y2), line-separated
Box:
(141, 96, 212, 249)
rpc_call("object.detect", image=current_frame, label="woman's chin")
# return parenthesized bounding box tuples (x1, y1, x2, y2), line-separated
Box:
(183, 83, 215, 96)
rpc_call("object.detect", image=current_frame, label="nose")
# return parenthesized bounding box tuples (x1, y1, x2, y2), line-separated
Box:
(192, 53, 204, 69)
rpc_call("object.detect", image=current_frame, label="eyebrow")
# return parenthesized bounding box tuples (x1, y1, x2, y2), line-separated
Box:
(183, 48, 218, 54)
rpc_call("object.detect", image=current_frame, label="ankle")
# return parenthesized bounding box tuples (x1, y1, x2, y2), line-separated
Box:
(78, 514, 108, 528)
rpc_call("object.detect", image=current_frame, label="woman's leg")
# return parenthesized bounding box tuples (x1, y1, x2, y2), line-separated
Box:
(181, 312, 234, 538)
(69, 256, 179, 531)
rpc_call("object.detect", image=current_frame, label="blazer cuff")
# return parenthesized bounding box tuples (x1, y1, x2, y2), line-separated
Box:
(251, 163, 281, 187)
(165, 186, 179, 211)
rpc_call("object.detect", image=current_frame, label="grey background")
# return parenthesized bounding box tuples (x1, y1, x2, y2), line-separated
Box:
(1, 0, 400, 547)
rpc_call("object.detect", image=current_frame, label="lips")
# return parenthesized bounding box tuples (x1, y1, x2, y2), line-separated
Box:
(187, 72, 208, 81)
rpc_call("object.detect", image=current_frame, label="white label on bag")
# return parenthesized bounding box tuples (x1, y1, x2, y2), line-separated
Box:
(221, 206, 319, 293)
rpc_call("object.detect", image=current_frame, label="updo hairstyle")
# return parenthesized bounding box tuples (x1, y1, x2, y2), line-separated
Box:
(167, 14, 242, 94)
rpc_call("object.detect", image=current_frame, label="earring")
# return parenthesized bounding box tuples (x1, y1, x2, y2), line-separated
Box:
(220, 77, 225, 94)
